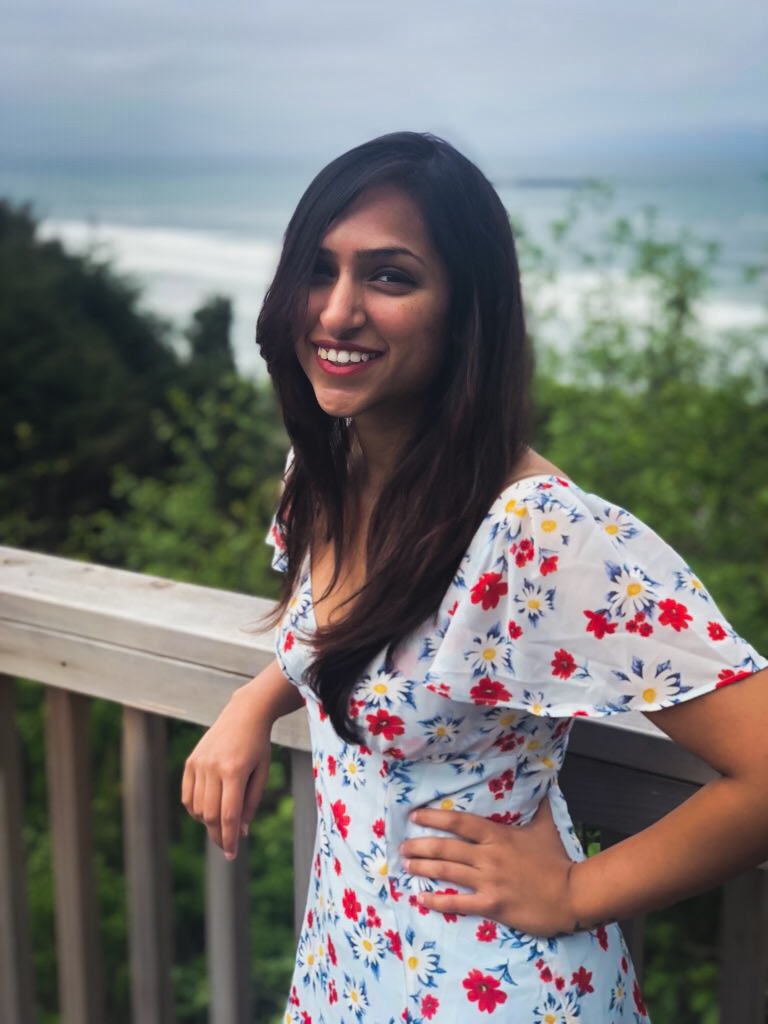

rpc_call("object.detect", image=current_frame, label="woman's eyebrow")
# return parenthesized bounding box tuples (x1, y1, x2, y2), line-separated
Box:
(318, 245, 426, 266)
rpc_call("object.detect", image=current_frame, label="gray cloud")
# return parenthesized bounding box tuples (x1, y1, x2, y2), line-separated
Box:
(3, 0, 766, 167)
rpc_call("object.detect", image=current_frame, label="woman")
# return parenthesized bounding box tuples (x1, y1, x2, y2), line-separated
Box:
(182, 132, 768, 1023)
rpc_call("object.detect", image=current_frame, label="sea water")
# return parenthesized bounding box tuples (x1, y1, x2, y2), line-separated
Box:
(1, 157, 765, 377)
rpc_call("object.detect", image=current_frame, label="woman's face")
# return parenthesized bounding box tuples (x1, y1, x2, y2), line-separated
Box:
(295, 183, 451, 432)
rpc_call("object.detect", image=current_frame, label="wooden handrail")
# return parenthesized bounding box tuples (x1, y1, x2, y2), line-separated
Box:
(1, 545, 766, 1023)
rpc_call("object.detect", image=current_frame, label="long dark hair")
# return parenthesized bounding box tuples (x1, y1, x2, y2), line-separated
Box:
(257, 131, 532, 743)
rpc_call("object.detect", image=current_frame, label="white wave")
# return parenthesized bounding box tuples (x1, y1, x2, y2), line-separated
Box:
(40, 219, 765, 376)
(39, 218, 281, 375)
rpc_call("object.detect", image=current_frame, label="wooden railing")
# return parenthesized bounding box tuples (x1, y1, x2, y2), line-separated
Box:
(0, 545, 766, 1023)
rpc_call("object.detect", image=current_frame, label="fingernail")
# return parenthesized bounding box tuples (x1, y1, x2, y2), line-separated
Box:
(225, 851, 236, 861)
(240, 823, 249, 837)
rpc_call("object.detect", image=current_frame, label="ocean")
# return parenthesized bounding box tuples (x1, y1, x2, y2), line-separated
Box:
(2, 158, 765, 376)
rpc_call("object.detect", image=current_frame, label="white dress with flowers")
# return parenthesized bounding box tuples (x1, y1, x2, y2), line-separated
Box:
(268, 474, 765, 1024)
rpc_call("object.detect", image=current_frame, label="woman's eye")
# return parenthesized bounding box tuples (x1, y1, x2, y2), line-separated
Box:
(310, 260, 335, 282)
(373, 268, 414, 286)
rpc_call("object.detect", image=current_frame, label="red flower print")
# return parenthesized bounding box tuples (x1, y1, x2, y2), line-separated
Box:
(435, 888, 459, 921)
(327, 755, 336, 776)
(621, 955, 628, 973)
(385, 747, 406, 760)
(716, 668, 751, 689)
(510, 539, 535, 567)
(386, 928, 403, 959)
(366, 905, 382, 927)
(476, 920, 498, 942)
(571, 966, 594, 995)
(366, 709, 405, 741)
(584, 609, 617, 639)
(540, 554, 559, 576)
(508, 620, 523, 639)
(359, 744, 372, 756)
(469, 677, 513, 706)
(389, 878, 403, 902)
(342, 887, 361, 920)
(373, 817, 385, 838)
(348, 698, 362, 719)
(328, 979, 338, 1004)
(539, 965, 553, 982)
(494, 732, 524, 752)
(306, 909, 314, 928)
(421, 994, 439, 1020)
(488, 810, 522, 825)
(328, 934, 337, 965)
(488, 768, 515, 800)
(284, 630, 295, 651)
(551, 648, 576, 679)
(658, 598, 692, 632)
(596, 924, 609, 950)
(290, 985, 300, 1005)
(408, 894, 430, 916)
(555, 975, 565, 991)
(448, 600, 459, 617)
(426, 681, 451, 698)
(333, 857, 341, 875)
(300, 1010, 311, 1023)
(626, 611, 653, 636)
(470, 572, 509, 611)
(318, 704, 328, 721)
(633, 979, 647, 1015)
(707, 621, 727, 641)
(462, 969, 508, 1013)
(331, 799, 350, 838)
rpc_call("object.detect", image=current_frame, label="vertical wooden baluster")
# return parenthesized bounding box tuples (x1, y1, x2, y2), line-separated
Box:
(291, 749, 316, 939)
(719, 869, 768, 1023)
(122, 708, 176, 1024)
(206, 835, 251, 1024)
(0, 675, 37, 1024)
(45, 688, 104, 1024)
(599, 829, 646, 982)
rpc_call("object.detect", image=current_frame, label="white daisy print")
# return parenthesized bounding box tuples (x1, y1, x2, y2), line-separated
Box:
(593, 505, 639, 544)
(604, 562, 659, 618)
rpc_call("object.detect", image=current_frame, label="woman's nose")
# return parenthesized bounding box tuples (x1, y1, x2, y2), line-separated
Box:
(318, 275, 366, 336)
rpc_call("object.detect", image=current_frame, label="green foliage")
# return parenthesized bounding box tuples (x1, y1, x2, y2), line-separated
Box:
(0, 200, 179, 549)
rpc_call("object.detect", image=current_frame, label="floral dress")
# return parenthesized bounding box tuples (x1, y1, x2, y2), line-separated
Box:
(268, 474, 766, 1024)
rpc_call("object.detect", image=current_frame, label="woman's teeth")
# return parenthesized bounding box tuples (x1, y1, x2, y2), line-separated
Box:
(318, 347, 378, 364)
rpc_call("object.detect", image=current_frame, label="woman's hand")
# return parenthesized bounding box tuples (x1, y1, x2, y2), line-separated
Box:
(399, 796, 577, 937)
(181, 687, 273, 860)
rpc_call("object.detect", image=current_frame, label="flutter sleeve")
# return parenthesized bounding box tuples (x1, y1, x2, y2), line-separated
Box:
(265, 448, 293, 574)
(426, 478, 767, 717)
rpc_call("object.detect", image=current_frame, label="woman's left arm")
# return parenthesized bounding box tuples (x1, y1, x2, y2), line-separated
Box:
(402, 667, 768, 936)
(567, 666, 768, 930)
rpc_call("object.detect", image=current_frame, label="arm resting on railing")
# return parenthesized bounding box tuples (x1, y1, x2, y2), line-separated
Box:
(181, 659, 304, 859)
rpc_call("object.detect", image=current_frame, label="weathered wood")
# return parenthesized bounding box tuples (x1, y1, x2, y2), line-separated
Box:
(122, 708, 175, 1024)
(291, 749, 316, 937)
(0, 618, 267, 727)
(719, 869, 768, 1022)
(600, 829, 646, 982)
(206, 836, 252, 1024)
(0, 675, 37, 1024)
(0, 545, 274, 676)
(45, 688, 105, 1024)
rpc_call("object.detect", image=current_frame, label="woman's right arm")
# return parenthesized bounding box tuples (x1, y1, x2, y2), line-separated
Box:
(181, 658, 304, 859)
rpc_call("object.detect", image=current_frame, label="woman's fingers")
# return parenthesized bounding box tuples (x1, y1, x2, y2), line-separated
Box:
(405, 858, 477, 890)
(202, 775, 225, 849)
(400, 835, 479, 866)
(241, 761, 269, 832)
(220, 774, 250, 858)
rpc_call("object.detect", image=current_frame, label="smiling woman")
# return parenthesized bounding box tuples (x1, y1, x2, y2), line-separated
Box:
(181, 132, 768, 1024)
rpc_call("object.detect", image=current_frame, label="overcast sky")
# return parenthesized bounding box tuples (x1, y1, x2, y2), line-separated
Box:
(3, 0, 766, 172)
